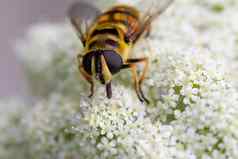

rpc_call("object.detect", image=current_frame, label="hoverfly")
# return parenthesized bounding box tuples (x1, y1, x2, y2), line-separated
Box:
(68, 0, 174, 104)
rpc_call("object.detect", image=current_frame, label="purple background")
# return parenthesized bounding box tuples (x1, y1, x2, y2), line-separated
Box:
(0, 0, 79, 98)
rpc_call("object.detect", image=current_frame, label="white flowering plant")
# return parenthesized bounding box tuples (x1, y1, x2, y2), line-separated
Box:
(1, 0, 238, 159)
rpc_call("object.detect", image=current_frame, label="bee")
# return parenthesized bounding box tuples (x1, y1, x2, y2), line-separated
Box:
(68, 0, 174, 104)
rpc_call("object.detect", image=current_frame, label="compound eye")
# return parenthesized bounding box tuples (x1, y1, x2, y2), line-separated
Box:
(82, 52, 94, 75)
(103, 50, 123, 74)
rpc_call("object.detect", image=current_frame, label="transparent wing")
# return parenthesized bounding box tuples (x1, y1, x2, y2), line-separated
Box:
(120, 0, 174, 42)
(67, 0, 102, 44)
(68, 0, 174, 43)
(134, 0, 174, 21)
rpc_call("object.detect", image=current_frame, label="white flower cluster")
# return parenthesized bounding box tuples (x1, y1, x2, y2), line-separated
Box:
(0, 100, 30, 159)
(1, 0, 238, 159)
(147, 49, 238, 158)
(15, 23, 81, 97)
(68, 87, 167, 159)
(152, 0, 238, 86)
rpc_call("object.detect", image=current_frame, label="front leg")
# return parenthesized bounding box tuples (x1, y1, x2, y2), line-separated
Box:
(79, 65, 94, 97)
(122, 57, 149, 104)
(106, 82, 112, 99)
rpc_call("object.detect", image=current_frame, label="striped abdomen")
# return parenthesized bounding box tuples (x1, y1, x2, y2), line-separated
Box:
(97, 5, 141, 42)
(86, 5, 141, 53)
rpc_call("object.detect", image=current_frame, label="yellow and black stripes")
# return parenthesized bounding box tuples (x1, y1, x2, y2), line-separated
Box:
(87, 32, 120, 50)
(104, 5, 139, 19)
(95, 5, 141, 43)
(90, 28, 119, 37)
(83, 5, 143, 63)
(86, 5, 140, 46)
(69, 1, 174, 103)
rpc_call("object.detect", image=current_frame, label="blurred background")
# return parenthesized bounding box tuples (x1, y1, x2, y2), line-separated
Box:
(0, 0, 79, 98)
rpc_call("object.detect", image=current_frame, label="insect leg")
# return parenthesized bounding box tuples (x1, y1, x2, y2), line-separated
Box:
(79, 65, 94, 97)
(121, 63, 144, 102)
(131, 64, 145, 103)
(122, 57, 149, 104)
(128, 58, 149, 104)
(106, 82, 112, 99)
